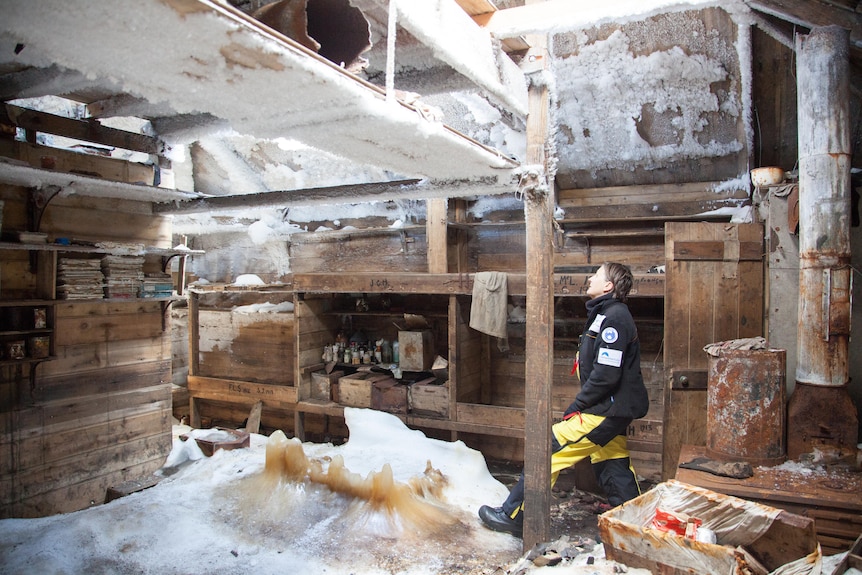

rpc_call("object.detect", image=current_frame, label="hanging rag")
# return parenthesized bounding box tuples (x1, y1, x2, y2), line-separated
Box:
(470, 272, 508, 340)
(703, 337, 768, 357)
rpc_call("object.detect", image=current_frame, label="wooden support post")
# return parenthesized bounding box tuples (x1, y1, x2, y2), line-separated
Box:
(245, 400, 263, 434)
(190, 396, 201, 429)
(522, 19, 554, 549)
(427, 198, 448, 273)
(453, 198, 469, 273)
(187, 290, 200, 427)
(176, 234, 188, 296)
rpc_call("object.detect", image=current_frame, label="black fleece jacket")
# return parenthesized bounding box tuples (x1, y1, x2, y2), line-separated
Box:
(565, 293, 649, 422)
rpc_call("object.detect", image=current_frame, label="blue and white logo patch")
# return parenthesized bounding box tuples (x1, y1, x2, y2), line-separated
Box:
(597, 348, 623, 368)
(601, 327, 619, 344)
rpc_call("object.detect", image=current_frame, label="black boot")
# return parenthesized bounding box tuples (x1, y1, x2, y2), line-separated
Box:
(478, 505, 523, 537)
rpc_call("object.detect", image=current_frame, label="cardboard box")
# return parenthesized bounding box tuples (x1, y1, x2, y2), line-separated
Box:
(339, 372, 389, 408)
(372, 377, 408, 414)
(311, 369, 343, 401)
(599, 480, 819, 575)
(398, 330, 435, 371)
(409, 379, 448, 417)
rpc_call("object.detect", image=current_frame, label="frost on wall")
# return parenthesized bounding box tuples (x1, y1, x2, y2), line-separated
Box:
(552, 8, 746, 183)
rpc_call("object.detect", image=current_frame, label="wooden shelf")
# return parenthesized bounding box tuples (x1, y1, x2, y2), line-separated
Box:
(0, 328, 52, 337)
(0, 356, 55, 367)
(294, 272, 664, 298)
(0, 241, 204, 257)
(0, 299, 54, 307)
(324, 310, 447, 318)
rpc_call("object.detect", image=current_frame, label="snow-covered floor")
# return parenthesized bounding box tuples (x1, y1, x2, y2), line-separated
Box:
(0, 409, 646, 575)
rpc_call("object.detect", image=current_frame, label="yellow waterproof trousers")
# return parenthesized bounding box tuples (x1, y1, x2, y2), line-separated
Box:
(550, 412, 635, 486)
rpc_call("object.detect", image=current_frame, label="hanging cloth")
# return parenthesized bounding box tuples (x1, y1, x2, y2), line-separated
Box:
(470, 272, 508, 339)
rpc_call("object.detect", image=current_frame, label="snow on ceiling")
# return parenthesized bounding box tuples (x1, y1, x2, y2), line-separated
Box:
(553, 24, 744, 173)
(0, 0, 518, 188)
(547, 2, 752, 189)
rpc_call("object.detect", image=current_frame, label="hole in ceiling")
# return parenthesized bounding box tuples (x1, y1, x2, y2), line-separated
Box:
(306, 0, 371, 72)
(252, 0, 371, 73)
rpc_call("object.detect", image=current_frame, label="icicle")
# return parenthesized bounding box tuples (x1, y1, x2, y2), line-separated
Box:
(386, 0, 397, 103)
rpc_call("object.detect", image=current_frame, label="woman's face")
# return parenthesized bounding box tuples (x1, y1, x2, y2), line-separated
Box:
(586, 265, 612, 299)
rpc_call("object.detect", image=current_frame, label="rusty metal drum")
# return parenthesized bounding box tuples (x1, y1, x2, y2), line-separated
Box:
(706, 348, 787, 466)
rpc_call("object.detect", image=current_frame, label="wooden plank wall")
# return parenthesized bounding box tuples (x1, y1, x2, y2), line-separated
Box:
(197, 309, 294, 384)
(188, 290, 295, 433)
(662, 222, 764, 480)
(289, 230, 429, 274)
(236, 207, 669, 481)
(0, 185, 174, 518)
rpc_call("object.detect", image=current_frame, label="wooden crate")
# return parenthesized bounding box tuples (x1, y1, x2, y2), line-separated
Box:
(398, 330, 435, 371)
(832, 533, 862, 575)
(600, 480, 818, 575)
(339, 372, 389, 408)
(372, 377, 408, 414)
(409, 380, 448, 417)
(311, 369, 343, 401)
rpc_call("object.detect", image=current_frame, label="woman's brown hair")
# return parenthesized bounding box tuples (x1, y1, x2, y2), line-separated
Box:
(603, 262, 633, 303)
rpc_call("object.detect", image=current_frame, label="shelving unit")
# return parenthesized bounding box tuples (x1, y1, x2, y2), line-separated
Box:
(0, 300, 54, 367)
(292, 271, 666, 451)
(0, 240, 203, 387)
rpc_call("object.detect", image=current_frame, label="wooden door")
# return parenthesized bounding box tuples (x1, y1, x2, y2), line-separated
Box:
(662, 222, 764, 479)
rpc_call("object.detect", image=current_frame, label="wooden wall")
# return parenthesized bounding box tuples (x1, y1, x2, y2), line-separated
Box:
(1, 185, 174, 518)
(186, 289, 295, 433)
(281, 213, 668, 481)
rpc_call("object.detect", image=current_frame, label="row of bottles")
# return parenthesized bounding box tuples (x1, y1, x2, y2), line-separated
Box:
(322, 337, 399, 366)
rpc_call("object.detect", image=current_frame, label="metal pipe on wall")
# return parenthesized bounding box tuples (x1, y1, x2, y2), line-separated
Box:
(789, 25, 858, 458)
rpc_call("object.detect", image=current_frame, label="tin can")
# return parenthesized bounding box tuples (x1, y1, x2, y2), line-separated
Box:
(28, 336, 50, 359)
(33, 308, 47, 329)
(6, 340, 26, 360)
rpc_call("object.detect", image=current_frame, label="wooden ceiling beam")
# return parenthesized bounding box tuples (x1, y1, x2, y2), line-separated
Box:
(3, 104, 162, 155)
(152, 178, 516, 213)
(746, 0, 862, 47)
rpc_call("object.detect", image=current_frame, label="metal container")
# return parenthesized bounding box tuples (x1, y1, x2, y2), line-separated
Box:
(706, 348, 787, 466)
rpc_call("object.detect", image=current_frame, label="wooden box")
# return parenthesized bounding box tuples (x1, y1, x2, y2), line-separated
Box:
(599, 480, 819, 575)
(311, 369, 343, 401)
(398, 330, 435, 371)
(409, 379, 449, 417)
(339, 372, 389, 408)
(180, 428, 250, 457)
(832, 533, 862, 574)
(372, 377, 408, 414)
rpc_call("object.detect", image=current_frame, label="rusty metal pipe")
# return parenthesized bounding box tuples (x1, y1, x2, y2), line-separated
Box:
(795, 25, 852, 388)
(789, 26, 858, 457)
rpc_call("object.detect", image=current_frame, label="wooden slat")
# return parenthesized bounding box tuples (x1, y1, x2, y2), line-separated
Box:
(558, 181, 742, 207)
(747, 0, 862, 47)
(673, 240, 763, 261)
(457, 403, 525, 428)
(454, 0, 496, 16)
(3, 104, 162, 154)
(6, 409, 168, 471)
(426, 198, 448, 273)
(0, 140, 155, 186)
(1, 431, 169, 509)
(188, 375, 298, 407)
(293, 272, 665, 297)
(54, 310, 163, 346)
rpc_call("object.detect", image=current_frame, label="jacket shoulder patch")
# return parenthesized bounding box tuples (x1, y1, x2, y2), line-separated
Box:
(601, 327, 619, 343)
(588, 314, 606, 333)
(597, 348, 623, 368)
